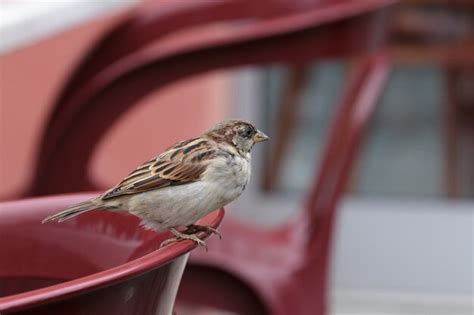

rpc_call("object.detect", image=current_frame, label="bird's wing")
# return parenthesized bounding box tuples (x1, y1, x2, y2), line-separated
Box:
(101, 138, 217, 200)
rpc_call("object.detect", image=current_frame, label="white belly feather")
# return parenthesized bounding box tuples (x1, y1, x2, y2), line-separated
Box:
(126, 154, 250, 230)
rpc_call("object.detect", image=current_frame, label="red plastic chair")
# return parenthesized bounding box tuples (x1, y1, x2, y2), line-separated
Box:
(27, 0, 395, 314)
(0, 194, 224, 315)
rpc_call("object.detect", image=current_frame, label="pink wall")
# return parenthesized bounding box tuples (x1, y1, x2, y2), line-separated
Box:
(0, 6, 229, 200)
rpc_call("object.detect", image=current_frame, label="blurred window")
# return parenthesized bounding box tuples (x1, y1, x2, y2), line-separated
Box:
(262, 62, 473, 199)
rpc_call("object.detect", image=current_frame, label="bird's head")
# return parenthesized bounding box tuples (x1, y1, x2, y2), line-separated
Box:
(205, 119, 269, 156)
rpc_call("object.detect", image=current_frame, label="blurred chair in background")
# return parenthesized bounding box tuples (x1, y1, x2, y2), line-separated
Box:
(26, 0, 395, 314)
(265, 0, 474, 197)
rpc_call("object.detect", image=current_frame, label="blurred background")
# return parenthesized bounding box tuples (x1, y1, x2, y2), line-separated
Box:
(0, 0, 473, 314)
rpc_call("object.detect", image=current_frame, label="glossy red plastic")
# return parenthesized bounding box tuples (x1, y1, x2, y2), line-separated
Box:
(0, 194, 224, 315)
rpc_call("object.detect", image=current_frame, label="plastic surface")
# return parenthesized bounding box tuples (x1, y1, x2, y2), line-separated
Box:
(0, 194, 224, 314)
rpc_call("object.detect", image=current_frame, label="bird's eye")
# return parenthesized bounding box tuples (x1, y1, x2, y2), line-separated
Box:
(241, 127, 253, 138)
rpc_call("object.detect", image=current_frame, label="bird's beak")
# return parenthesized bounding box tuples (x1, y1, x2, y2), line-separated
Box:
(253, 130, 269, 143)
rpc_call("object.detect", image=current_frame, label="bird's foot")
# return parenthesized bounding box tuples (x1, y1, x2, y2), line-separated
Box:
(160, 228, 208, 251)
(183, 224, 222, 240)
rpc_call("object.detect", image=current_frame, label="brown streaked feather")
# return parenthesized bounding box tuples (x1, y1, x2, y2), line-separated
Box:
(101, 138, 217, 200)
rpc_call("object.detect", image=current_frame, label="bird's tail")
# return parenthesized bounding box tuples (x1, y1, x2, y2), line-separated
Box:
(42, 198, 102, 223)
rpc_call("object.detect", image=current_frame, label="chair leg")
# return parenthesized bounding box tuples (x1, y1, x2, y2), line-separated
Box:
(302, 52, 391, 257)
(308, 54, 390, 313)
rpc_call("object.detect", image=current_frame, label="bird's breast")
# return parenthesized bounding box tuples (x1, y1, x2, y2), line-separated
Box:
(203, 154, 251, 202)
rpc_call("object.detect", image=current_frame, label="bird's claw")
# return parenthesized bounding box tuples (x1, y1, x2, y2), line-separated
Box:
(160, 230, 208, 251)
(184, 224, 222, 240)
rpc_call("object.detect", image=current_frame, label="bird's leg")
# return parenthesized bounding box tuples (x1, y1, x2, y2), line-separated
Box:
(160, 227, 208, 250)
(183, 224, 222, 240)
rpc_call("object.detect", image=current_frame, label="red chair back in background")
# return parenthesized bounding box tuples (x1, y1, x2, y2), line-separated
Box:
(27, 0, 397, 314)
(0, 194, 224, 314)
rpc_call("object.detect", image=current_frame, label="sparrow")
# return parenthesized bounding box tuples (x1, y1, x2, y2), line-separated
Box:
(42, 119, 269, 249)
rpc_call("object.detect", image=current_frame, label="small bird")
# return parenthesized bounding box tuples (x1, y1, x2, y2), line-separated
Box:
(42, 119, 269, 249)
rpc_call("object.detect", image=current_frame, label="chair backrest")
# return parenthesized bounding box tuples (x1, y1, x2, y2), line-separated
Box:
(43, 0, 339, 166)
(0, 194, 225, 314)
(51, 0, 344, 112)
